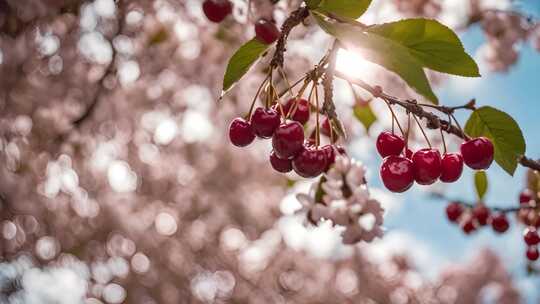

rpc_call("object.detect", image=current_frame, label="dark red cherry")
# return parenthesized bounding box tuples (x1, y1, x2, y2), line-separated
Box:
(405, 148, 413, 159)
(472, 204, 490, 226)
(412, 148, 442, 185)
(229, 118, 255, 147)
(440, 153, 464, 183)
(526, 246, 539, 261)
(282, 98, 310, 124)
(460, 137, 494, 170)
(202, 0, 233, 23)
(251, 107, 280, 138)
(524, 227, 540, 246)
(292, 146, 327, 178)
(380, 156, 414, 193)
(272, 121, 305, 159)
(321, 118, 331, 137)
(446, 202, 464, 223)
(269, 151, 292, 173)
(376, 132, 404, 157)
(254, 19, 280, 44)
(461, 217, 477, 235)
(520, 189, 534, 205)
(491, 213, 509, 233)
(321, 145, 336, 171)
(336, 146, 347, 156)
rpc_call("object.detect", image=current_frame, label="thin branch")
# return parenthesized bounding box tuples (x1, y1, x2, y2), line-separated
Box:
(270, 6, 309, 68)
(431, 192, 536, 214)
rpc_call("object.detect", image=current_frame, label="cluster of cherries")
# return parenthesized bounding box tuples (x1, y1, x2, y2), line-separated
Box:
(378, 131, 494, 193)
(445, 189, 540, 262)
(229, 98, 343, 178)
(202, 0, 281, 44)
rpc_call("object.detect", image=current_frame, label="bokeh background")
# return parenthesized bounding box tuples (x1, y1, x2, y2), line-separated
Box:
(1, 0, 540, 303)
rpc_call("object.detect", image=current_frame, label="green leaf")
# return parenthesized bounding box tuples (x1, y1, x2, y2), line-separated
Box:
(316, 0, 372, 19)
(305, 0, 322, 8)
(464, 106, 526, 176)
(222, 39, 269, 95)
(353, 103, 377, 133)
(474, 171, 488, 200)
(366, 19, 480, 77)
(314, 13, 438, 103)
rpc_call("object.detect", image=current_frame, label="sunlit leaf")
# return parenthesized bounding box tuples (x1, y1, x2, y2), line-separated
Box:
(222, 39, 269, 96)
(315, 0, 372, 19)
(474, 171, 488, 200)
(353, 103, 377, 133)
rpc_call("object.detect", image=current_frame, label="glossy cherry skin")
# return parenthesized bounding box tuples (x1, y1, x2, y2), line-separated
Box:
(412, 148, 442, 185)
(251, 107, 280, 138)
(269, 151, 292, 173)
(376, 132, 405, 158)
(460, 137, 494, 170)
(229, 118, 255, 147)
(472, 204, 490, 226)
(272, 121, 305, 160)
(491, 213, 509, 233)
(292, 146, 327, 178)
(446, 202, 464, 223)
(440, 153, 464, 183)
(380, 156, 414, 193)
(526, 246, 539, 261)
(254, 19, 280, 44)
(524, 227, 540, 246)
(520, 189, 534, 205)
(461, 217, 477, 235)
(321, 145, 336, 171)
(202, 0, 233, 23)
(282, 98, 310, 124)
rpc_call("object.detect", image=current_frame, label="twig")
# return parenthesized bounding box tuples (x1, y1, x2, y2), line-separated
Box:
(270, 6, 309, 68)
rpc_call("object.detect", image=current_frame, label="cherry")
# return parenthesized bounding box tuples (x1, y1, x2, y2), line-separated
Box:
(405, 148, 413, 159)
(412, 148, 442, 185)
(336, 146, 347, 156)
(491, 213, 509, 233)
(526, 246, 539, 261)
(461, 217, 477, 235)
(292, 146, 327, 178)
(321, 118, 331, 137)
(376, 132, 404, 158)
(229, 118, 255, 147)
(321, 145, 336, 171)
(254, 19, 280, 44)
(269, 151, 292, 173)
(520, 189, 534, 205)
(281, 98, 310, 124)
(440, 153, 464, 183)
(202, 0, 233, 23)
(472, 204, 490, 226)
(446, 202, 464, 223)
(524, 227, 540, 246)
(460, 137, 494, 170)
(251, 107, 280, 138)
(272, 121, 305, 159)
(380, 156, 414, 193)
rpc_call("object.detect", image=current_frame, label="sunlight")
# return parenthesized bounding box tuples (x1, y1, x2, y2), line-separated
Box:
(335, 48, 378, 79)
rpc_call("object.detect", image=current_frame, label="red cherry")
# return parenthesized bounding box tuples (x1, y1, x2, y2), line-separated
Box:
(461, 217, 477, 235)
(460, 137, 494, 170)
(412, 148, 442, 185)
(321, 118, 331, 137)
(321, 145, 336, 171)
(376, 132, 405, 158)
(251, 107, 280, 138)
(292, 146, 327, 178)
(380, 156, 414, 193)
(254, 19, 280, 44)
(472, 204, 490, 226)
(282, 98, 310, 124)
(440, 153, 464, 183)
(229, 118, 255, 147)
(446, 202, 464, 223)
(520, 189, 534, 205)
(269, 151, 292, 173)
(335, 146, 347, 156)
(524, 227, 540, 246)
(202, 0, 233, 23)
(526, 246, 539, 261)
(272, 121, 305, 159)
(405, 148, 413, 159)
(491, 213, 509, 233)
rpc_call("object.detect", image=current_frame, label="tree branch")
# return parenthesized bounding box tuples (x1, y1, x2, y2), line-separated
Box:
(270, 6, 309, 68)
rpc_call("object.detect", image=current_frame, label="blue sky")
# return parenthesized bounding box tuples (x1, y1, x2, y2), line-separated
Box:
(348, 13, 540, 302)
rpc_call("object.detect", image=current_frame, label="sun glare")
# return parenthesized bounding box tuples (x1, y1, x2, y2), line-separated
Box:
(335, 49, 377, 79)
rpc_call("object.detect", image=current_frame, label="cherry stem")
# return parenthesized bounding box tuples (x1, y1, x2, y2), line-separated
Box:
(440, 127, 447, 154)
(247, 72, 271, 118)
(314, 83, 321, 147)
(278, 67, 294, 98)
(382, 98, 405, 137)
(413, 114, 432, 148)
(405, 112, 411, 154)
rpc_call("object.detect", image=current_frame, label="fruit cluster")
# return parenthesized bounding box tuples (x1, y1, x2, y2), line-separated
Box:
(445, 188, 540, 262)
(378, 132, 494, 193)
(229, 98, 344, 178)
(202, 0, 280, 44)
